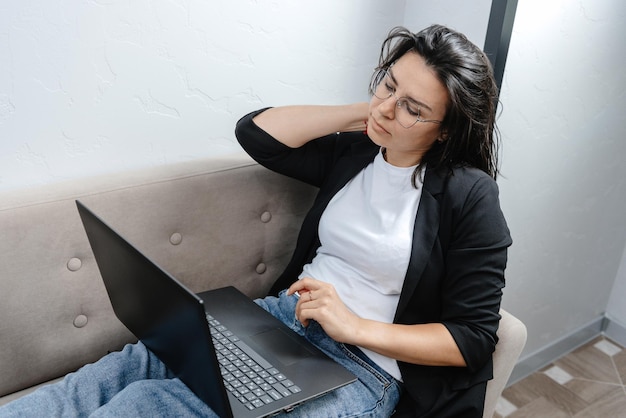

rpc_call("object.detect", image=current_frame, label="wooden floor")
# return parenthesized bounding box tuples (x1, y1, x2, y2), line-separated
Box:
(494, 336, 626, 417)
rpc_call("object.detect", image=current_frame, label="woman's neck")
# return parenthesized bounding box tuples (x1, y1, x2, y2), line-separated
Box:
(382, 148, 422, 167)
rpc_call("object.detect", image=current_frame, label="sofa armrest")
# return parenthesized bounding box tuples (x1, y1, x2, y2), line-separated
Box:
(483, 309, 527, 418)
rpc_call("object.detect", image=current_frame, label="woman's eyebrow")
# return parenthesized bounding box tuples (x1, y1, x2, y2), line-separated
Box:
(388, 68, 434, 113)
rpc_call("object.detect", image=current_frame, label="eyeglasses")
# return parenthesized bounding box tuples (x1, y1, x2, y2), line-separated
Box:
(372, 70, 443, 128)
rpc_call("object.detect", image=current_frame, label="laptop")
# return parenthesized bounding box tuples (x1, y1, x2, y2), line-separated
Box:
(76, 200, 356, 418)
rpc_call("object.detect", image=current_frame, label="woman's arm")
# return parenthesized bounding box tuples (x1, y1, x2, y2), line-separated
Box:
(289, 278, 467, 367)
(236, 104, 375, 187)
(252, 104, 369, 148)
(359, 323, 465, 367)
(353, 319, 466, 367)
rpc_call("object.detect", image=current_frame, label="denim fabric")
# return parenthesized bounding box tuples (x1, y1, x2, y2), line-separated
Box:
(0, 290, 402, 417)
(255, 291, 403, 417)
(0, 343, 217, 418)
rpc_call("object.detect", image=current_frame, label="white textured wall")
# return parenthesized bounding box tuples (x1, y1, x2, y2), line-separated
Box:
(403, 0, 491, 47)
(497, 0, 626, 355)
(0, 0, 406, 191)
(608, 244, 626, 328)
(0, 0, 495, 193)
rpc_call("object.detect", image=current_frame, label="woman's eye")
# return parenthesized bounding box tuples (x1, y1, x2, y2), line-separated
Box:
(384, 82, 395, 92)
(406, 105, 420, 117)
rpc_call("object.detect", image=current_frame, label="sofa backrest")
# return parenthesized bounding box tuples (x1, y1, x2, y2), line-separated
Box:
(0, 154, 316, 398)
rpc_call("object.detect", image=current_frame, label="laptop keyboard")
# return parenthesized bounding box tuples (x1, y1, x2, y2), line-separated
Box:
(206, 314, 302, 411)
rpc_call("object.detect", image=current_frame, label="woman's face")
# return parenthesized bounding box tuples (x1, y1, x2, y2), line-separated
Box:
(367, 52, 449, 167)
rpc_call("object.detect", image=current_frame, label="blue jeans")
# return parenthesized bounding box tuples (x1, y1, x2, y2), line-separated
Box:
(0, 290, 403, 417)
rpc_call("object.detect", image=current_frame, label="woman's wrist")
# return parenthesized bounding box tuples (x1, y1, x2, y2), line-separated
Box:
(341, 102, 370, 133)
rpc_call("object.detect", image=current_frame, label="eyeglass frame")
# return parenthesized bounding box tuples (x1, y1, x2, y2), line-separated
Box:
(371, 68, 444, 128)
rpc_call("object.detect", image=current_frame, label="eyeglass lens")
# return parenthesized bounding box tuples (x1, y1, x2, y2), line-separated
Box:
(373, 71, 440, 128)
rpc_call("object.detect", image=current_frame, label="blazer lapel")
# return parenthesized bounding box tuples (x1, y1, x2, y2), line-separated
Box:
(394, 168, 446, 320)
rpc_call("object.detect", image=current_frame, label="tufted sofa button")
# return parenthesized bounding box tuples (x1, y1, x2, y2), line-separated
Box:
(255, 263, 267, 274)
(260, 211, 272, 223)
(169, 232, 183, 245)
(73, 315, 88, 328)
(67, 257, 82, 272)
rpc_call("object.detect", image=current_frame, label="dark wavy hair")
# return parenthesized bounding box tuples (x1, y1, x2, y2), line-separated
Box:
(369, 25, 501, 183)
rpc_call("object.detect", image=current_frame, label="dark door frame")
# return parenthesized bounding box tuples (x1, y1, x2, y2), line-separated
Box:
(483, 0, 518, 91)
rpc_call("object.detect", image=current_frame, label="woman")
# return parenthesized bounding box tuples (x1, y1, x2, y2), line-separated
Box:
(238, 24, 511, 417)
(0, 25, 510, 417)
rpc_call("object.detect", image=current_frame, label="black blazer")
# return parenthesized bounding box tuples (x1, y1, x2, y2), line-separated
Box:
(236, 109, 512, 417)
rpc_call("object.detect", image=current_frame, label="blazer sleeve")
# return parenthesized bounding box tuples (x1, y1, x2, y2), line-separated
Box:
(235, 108, 340, 188)
(440, 171, 512, 372)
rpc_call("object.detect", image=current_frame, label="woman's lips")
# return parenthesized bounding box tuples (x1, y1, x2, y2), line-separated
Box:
(370, 118, 390, 135)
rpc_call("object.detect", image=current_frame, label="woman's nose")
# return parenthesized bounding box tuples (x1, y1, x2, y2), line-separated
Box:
(377, 96, 397, 119)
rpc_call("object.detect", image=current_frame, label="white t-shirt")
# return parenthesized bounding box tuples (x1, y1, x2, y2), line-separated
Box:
(299, 149, 423, 380)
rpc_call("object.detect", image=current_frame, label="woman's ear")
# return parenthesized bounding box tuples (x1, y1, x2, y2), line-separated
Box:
(437, 130, 449, 143)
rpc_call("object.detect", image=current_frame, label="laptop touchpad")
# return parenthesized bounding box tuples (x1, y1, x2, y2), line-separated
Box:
(250, 328, 313, 367)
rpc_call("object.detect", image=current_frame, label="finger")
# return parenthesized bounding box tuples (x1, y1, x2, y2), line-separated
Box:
(297, 304, 311, 327)
(287, 280, 310, 296)
(293, 300, 306, 326)
(298, 277, 320, 290)
(295, 304, 312, 327)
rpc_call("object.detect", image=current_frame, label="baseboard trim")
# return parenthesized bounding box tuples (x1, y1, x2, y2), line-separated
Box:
(507, 316, 605, 386)
(604, 317, 626, 348)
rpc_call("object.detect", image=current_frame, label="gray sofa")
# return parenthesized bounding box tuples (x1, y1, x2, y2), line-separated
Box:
(0, 154, 526, 417)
